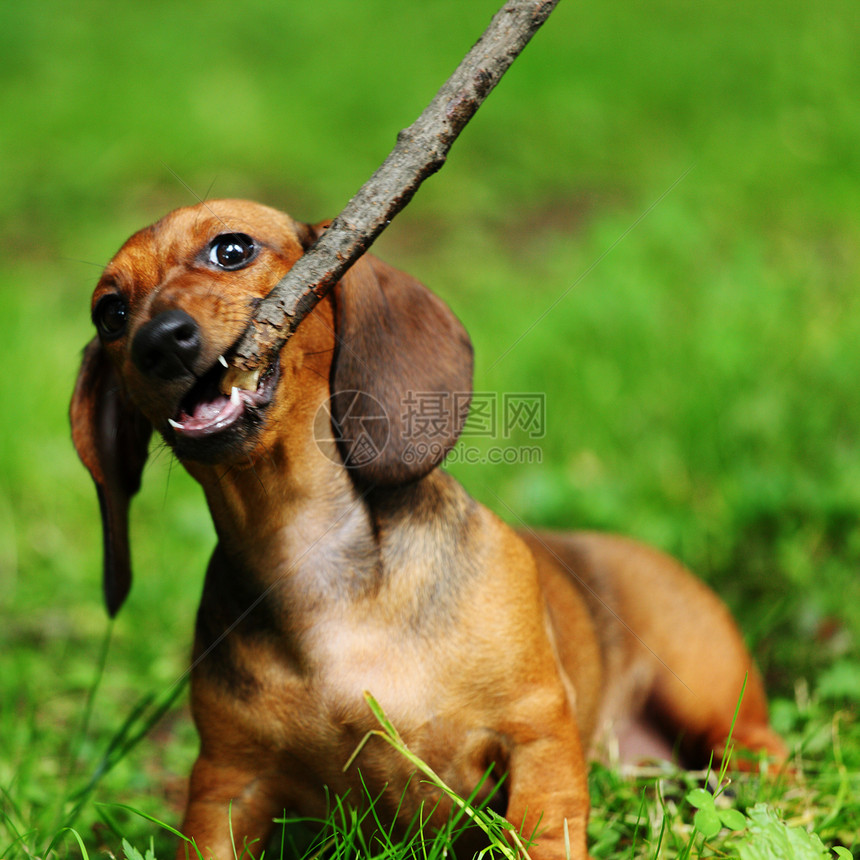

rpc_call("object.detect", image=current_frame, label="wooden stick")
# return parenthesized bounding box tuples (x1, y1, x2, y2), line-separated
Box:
(232, 0, 561, 371)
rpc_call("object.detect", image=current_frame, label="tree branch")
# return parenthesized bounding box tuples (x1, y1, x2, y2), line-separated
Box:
(233, 0, 561, 370)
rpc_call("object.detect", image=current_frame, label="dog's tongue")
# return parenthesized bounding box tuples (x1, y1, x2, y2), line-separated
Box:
(172, 388, 245, 437)
(193, 395, 237, 423)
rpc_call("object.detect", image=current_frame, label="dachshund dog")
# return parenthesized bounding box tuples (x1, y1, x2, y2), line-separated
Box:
(71, 200, 786, 860)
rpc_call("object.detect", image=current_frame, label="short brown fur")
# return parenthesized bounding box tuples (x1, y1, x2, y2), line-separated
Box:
(71, 200, 786, 860)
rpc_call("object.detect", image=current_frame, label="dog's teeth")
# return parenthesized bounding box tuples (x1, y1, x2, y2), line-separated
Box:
(168, 418, 185, 430)
(219, 364, 263, 395)
(218, 355, 229, 368)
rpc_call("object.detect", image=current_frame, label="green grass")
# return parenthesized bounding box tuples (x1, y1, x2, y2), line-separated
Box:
(1, 0, 859, 856)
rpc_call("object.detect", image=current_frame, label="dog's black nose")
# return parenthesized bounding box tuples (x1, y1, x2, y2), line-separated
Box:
(132, 309, 202, 380)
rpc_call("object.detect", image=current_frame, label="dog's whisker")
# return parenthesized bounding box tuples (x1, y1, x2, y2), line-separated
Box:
(63, 256, 110, 270)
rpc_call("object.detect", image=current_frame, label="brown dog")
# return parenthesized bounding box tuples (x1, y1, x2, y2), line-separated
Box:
(71, 200, 786, 860)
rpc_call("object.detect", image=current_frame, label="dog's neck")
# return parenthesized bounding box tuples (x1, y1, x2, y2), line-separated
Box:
(185, 418, 376, 584)
(185, 424, 480, 640)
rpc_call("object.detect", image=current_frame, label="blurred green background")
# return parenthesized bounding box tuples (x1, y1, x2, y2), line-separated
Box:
(1, 0, 859, 854)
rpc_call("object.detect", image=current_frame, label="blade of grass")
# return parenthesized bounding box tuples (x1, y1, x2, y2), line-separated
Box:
(55, 677, 188, 850)
(350, 692, 527, 860)
(44, 826, 91, 859)
(96, 801, 196, 842)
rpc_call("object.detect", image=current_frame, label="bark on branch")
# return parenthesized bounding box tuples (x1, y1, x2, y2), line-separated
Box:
(233, 0, 561, 370)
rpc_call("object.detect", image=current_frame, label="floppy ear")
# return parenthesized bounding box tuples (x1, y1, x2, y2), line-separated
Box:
(70, 339, 152, 616)
(330, 254, 473, 485)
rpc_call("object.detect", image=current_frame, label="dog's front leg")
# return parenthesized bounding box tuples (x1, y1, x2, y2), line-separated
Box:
(505, 729, 593, 860)
(177, 754, 284, 860)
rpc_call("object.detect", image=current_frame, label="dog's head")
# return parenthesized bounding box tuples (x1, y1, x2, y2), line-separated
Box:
(71, 199, 473, 614)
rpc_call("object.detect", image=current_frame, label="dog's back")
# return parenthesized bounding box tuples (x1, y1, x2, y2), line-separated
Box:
(525, 529, 787, 767)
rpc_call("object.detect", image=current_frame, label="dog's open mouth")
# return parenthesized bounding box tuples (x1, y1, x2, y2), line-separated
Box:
(167, 355, 278, 440)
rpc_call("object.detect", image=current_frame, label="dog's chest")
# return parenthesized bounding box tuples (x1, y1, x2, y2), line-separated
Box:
(272, 610, 443, 731)
(282, 629, 504, 807)
(218, 614, 493, 805)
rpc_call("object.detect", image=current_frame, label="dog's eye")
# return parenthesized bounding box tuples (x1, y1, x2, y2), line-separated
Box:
(93, 295, 128, 340)
(209, 233, 257, 270)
